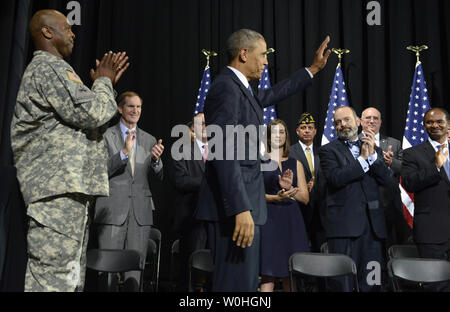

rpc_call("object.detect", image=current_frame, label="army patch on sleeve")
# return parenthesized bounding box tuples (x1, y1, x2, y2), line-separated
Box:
(67, 71, 82, 84)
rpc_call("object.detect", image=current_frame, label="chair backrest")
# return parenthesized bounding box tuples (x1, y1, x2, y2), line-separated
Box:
(189, 249, 214, 273)
(388, 258, 450, 283)
(171, 239, 180, 254)
(388, 245, 419, 260)
(147, 239, 157, 257)
(289, 252, 357, 278)
(86, 249, 143, 273)
(149, 227, 161, 242)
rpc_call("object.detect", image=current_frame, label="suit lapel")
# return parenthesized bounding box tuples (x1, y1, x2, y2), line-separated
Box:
(112, 123, 124, 155)
(226, 68, 264, 125)
(425, 141, 450, 183)
(336, 139, 356, 164)
(379, 135, 388, 152)
(313, 145, 320, 177)
(136, 127, 146, 167)
(296, 143, 312, 178)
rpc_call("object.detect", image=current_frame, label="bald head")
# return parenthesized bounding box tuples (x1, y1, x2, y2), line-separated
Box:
(361, 107, 382, 135)
(29, 9, 75, 58)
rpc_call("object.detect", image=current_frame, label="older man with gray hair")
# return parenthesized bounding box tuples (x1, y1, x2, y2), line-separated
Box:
(359, 107, 411, 249)
(195, 28, 331, 291)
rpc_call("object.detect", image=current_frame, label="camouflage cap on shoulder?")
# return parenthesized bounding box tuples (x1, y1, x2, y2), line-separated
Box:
(297, 112, 316, 126)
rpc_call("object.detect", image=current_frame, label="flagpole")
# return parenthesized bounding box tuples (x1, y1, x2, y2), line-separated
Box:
(406, 45, 428, 66)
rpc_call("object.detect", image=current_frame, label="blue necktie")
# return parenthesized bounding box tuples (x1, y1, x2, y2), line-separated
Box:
(247, 85, 254, 97)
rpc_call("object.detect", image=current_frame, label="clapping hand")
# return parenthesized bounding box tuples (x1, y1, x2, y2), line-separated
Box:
(278, 169, 293, 190)
(151, 139, 164, 162)
(90, 51, 130, 85)
(383, 145, 394, 167)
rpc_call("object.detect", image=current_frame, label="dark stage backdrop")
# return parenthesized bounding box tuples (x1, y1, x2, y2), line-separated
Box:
(1, 0, 449, 290)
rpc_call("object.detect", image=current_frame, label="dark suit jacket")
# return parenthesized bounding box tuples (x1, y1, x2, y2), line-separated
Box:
(170, 141, 205, 234)
(290, 142, 326, 225)
(195, 67, 312, 225)
(359, 133, 403, 211)
(319, 139, 392, 238)
(401, 141, 450, 244)
(94, 123, 163, 226)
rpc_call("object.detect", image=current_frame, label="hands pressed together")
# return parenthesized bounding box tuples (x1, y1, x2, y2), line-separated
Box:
(90, 51, 130, 85)
(360, 129, 376, 160)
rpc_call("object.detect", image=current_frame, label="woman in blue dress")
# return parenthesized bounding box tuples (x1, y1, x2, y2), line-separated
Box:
(260, 119, 310, 292)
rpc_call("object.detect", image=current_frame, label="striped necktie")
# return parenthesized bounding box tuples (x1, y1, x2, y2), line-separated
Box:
(126, 130, 135, 176)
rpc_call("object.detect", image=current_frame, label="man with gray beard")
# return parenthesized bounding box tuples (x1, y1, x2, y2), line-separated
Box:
(319, 106, 392, 292)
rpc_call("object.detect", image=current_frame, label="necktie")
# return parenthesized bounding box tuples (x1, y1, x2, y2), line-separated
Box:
(202, 144, 208, 163)
(247, 85, 254, 97)
(126, 130, 135, 176)
(305, 146, 314, 177)
(346, 140, 361, 149)
(346, 140, 361, 159)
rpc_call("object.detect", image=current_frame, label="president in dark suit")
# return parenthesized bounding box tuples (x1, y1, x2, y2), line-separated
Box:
(94, 91, 164, 290)
(289, 113, 326, 252)
(359, 107, 412, 248)
(195, 29, 331, 291)
(170, 113, 208, 291)
(319, 106, 392, 292)
(401, 108, 450, 291)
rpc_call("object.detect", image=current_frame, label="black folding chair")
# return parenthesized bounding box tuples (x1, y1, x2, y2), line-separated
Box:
(289, 252, 359, 292)
(143, 238, 158, 292)
(188, 249, 214, 292)
(149, 227, 161, 292)
(388, 245, 419, 260)
(169, 239, 180, 291)
(388, 258, 450, 292)
(86, 249, 144, 292)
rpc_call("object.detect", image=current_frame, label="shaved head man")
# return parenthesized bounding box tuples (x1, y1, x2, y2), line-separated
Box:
(11, 9, 129, 291)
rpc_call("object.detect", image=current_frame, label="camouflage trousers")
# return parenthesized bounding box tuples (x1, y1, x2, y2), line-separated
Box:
(25, 193, 92, 292)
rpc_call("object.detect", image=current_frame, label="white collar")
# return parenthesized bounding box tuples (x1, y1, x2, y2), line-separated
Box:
(119, 121, 136, 137)
(227, 66, 250, 88)
(298, 140, 313, 153)
(428, 137, 448, 153)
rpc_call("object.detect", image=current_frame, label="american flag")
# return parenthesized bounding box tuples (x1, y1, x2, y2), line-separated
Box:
(400, 62, 431, 228)
(194, 66, 211, 115)
(321, 64, 350, 146)
(259, 66, 276, 124)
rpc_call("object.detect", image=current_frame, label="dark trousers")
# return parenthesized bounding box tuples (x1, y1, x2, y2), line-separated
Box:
(416, 239, 450, 292)
(207, 222, 260, 292)
(327, 213, 384, 292)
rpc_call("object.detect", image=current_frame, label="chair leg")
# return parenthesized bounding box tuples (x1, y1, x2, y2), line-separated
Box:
(289, 273, 294, 292)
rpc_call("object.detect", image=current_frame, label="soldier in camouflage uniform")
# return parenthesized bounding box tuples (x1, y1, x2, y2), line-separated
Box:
(10, 9, 129, 291)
